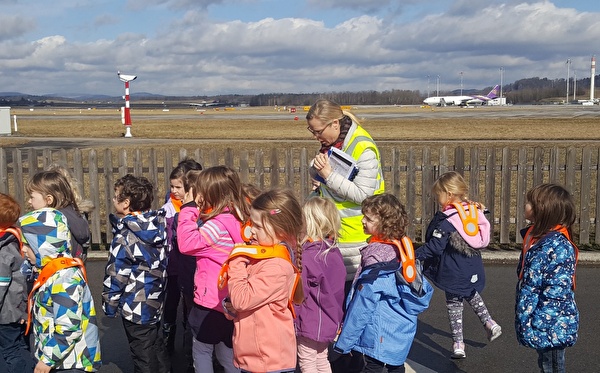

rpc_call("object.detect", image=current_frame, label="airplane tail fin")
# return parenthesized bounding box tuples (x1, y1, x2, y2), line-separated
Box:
(487, 85, 500, 99)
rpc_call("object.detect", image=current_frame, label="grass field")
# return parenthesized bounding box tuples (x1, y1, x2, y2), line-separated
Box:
(5, 105, 600, 148)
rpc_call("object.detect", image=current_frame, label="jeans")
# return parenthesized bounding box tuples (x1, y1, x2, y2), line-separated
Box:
(0, 323, 34, 373)
(363, 355, 405, 373)
(537, 347, 565, 373)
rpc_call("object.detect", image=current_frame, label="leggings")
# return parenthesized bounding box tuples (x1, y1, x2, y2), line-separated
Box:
(445, 291, 491, 343)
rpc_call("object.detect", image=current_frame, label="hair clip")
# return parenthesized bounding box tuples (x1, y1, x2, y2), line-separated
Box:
(270, 209, 281, 215)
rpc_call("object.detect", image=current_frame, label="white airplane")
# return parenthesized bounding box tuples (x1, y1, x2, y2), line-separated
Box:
(423, 85, 499, 106)
(186, 100, 224, 107)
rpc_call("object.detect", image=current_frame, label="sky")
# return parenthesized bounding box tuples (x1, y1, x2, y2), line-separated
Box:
(1, 0, 599, 97)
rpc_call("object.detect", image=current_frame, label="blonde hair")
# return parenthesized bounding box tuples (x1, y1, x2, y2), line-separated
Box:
(26, 170, 78, 211)
(251, 188, 304, 269)
(191, 166, 249, 223)
(303, 197, 340, 257)
(305, 99, 361, 126)
(432, 171, 470, 204)
(46, 163, 94, 213)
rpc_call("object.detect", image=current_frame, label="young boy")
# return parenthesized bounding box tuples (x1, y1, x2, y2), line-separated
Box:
(102, 174, 170, 373)
(0, 193, 34, 373)
(19, 207, 101, 373)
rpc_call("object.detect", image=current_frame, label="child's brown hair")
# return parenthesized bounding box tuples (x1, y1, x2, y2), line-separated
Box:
(361, 193, 409, 241)
(0, 193, 20, 229)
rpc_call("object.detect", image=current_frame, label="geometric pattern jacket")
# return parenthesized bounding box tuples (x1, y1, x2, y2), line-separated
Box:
(102, 209, 168, 325)
(32, 265, 102, 371)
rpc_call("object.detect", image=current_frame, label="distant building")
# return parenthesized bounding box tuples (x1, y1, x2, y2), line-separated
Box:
(487, 97, 507, 106)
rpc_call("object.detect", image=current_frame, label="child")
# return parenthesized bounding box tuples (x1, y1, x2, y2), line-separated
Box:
(46, 163, 95, 262)
(102, 174, 170, 373)
(333, 193, 433, 372)
(161, 157, 202, 362)
(177, 166, 249, 373)
(19, 207, 101, 372)
(0, 193, 34, 373)
(27, 169, 91, 261)
(415, 171, 501, 359)
(295, 196, 346, 373)
(516, 183, 579, 373)
(219, 188, 304, 373)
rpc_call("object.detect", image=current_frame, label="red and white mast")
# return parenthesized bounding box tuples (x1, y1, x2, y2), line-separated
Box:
(118, 71, 137, 138)
(591, 56, 596, 102)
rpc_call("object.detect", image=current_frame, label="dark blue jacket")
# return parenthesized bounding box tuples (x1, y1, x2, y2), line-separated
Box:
(103, 210, 168, 325)
(515, 230, 578, 349)
(415, 211, 486, 297)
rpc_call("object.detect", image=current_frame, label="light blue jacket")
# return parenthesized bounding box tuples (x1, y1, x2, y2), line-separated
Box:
(334, 261, 433, 366)
(515, 231, 579, 349)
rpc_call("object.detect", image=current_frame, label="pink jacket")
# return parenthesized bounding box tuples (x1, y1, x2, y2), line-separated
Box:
(227, 255, 297, 373)
(177, 204, 243, 311)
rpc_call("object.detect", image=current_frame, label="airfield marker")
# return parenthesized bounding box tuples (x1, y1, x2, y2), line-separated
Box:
(117, 71, 137, 138)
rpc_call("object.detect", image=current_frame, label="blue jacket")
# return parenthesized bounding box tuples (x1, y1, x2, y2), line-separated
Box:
(103, 210, 168, 325)
(294, 240, 346, 343)
(515, 231, 579, 349)
(416, 211, 486, 297)
(334, 261, 433, 366)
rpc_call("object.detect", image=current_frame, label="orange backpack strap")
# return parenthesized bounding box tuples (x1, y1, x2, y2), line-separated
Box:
(451, 202, 480, 237)
(26, 257, 86, 335)
(391, 237, 417, 283)
(0, 227, 23, 255)
(218, 244, 302, 317)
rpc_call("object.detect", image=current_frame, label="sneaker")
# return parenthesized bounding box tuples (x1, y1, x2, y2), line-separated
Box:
(485, 320, 502, 342)
(451, 342, 466, 359)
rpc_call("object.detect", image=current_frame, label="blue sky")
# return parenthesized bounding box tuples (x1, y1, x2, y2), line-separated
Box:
(1, 0, 599, 96)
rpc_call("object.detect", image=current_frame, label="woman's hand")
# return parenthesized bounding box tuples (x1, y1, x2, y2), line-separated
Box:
(312, 153, 332, 180)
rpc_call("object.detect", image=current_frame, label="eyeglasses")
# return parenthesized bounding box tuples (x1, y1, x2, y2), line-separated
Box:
(307, 121, 333, 136)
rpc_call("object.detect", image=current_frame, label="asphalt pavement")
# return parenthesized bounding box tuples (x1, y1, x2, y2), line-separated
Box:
(80, 251, 600, 373)
(3, 251, 596, 372)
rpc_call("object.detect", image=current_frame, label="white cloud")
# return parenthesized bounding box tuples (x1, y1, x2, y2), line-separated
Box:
(1, 1, 599, 96)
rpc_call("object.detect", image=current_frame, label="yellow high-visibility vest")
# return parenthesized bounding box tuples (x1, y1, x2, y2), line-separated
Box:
(320, 125, 384, 244)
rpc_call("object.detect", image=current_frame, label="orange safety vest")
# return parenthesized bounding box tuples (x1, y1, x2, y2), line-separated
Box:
(25, 257, 87, 334)
(450, 202, 480, 237)
(520, 225, 579, 289)
(218, 244, 303, 317)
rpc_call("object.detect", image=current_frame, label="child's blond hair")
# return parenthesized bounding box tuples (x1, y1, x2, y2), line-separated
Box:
(302, 197, 340, 258)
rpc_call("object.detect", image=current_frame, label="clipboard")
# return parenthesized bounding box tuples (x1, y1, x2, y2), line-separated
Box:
(314, 147, 359, 184)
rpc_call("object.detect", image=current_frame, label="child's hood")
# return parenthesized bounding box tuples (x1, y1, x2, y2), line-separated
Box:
(444, 204, 490, 249)
(18, 208, 71, 268)
(110, 209, 167, 247)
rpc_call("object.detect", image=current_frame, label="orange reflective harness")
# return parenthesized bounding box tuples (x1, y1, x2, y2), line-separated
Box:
(520, 225, 579, 290)
(218, 244, 302, 317)
(25, 257, 87, 335)
(368, 236, 417, 283)
(0, 227, 23, 255)
(449, 202, 480, 237)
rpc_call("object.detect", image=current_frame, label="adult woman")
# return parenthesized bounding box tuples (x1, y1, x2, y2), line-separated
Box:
(306, 99, 385, 282)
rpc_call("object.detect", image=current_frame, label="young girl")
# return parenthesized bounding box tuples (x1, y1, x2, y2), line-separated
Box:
(220, 188, 304, 373)
(334, 193, 433, 372)
(415, 171, 501, 359)
(295, 197, 346, 373)
(161, 157, 202, 361)
(27, 169, 91, 261)
(177, 166, 249, 373)
(516, 183, 579, 373)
